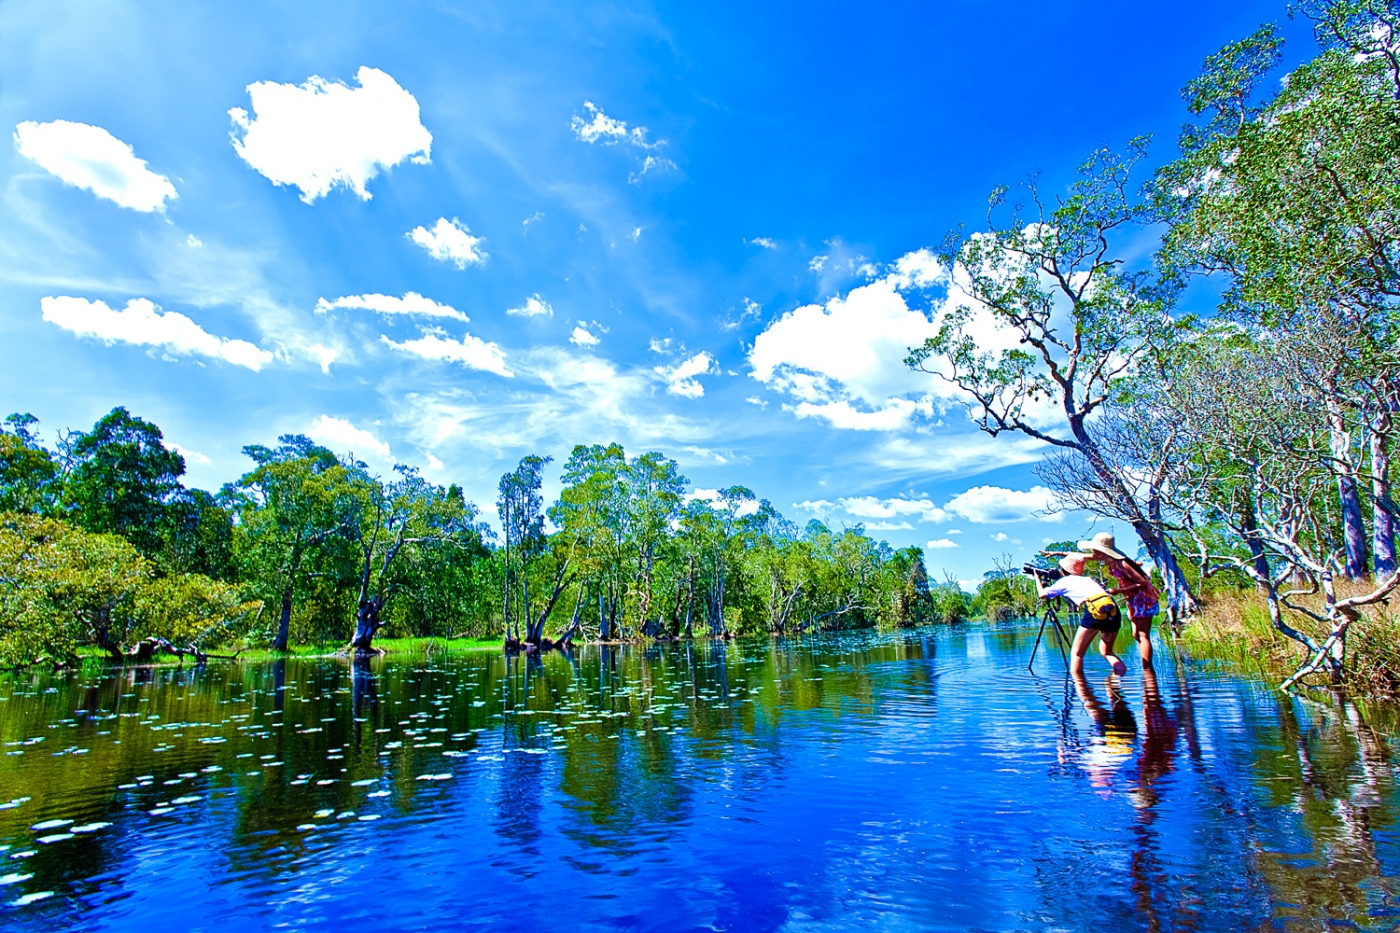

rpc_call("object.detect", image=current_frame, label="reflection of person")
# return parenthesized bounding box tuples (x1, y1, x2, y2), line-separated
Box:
(1072, 670, 1137, 790)
(1035, 554, 1127, 675)
(1131, 666, 1177, 810)
(1079, 532, 1161, 668)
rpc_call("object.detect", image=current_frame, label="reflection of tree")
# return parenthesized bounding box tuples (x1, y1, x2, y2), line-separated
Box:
(1248, 694, 1396, 926)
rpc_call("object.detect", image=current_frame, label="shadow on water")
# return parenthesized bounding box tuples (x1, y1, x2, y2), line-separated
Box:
(3, 626, 1400, 930)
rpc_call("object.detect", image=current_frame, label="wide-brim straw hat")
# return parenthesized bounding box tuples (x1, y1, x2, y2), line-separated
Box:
(1058, 554, 1088, 574)
(1078, 532, 1126, 561)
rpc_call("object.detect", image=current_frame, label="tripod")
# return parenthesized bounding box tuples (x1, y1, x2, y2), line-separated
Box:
(1027, 597, 1071, 671)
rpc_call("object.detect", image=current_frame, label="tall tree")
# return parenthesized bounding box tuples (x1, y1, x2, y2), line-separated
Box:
(224, 435, 356, 651)
(1156, 8, 1400, 578)
(62, 407, 185, 556)
(905, 143, 1196, 615)
(0, 413, 59, 515)
(348, 465, 486, 653)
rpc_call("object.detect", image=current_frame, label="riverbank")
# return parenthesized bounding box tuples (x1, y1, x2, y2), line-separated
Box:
(1178, 588, 1400, 695)
(73, 636, 503, 666)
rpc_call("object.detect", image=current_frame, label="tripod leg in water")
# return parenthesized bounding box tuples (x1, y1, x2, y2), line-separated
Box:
(1027, 603, 1070, 671)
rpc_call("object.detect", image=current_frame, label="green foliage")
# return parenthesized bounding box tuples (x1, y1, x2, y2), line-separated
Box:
(62, 407, 186, 556)
(0, 414, 59, 515)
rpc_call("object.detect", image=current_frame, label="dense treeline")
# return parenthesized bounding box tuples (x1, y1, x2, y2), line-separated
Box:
(910, 0, 1400, 688)
(0, 410, 971, 666)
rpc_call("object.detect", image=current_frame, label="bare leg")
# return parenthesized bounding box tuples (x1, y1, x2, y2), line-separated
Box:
(1097, 626, 1127, 676)
(1070, 625, 1097, 675)
(1131, 614, 1154, 667)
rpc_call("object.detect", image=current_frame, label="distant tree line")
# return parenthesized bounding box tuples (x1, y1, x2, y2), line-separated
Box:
(0, 409, 974, 666)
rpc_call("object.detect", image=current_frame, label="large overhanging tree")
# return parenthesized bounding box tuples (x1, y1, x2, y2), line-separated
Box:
(1156, 3, 1400, 579)
(905, 142, 1197, 616)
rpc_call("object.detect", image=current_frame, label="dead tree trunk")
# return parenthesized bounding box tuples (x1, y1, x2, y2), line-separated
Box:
(349, 594, 388, 655)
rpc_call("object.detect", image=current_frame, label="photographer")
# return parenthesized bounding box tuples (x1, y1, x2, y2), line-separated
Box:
(1031, 554, 1127, 676)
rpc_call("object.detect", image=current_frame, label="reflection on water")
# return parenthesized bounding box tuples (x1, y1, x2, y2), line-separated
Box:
(1, 626, 1399, 931)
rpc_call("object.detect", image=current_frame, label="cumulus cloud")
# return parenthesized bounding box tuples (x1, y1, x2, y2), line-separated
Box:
(309, 415, 395, 468)
(228, 66, 432, 203)
(41, 296, 272, 371)
(507, 295, 552, 317)
(748, 250, 946, 431)
(944, 485, 1060, 524)
(838, 495, 948, 524)
(747, 237, 777, 249)
(407, 218, 486, 268)
(747, 247, 1033, 434)
(570, 325, 599, 347)
(689, 487, 759, 517)
(381, 328, 512, 377)
(655, 351, 717, 398)
(316, 292, 467, 322)
(926, 538, 960, 550)
(14, 120, 177, 212)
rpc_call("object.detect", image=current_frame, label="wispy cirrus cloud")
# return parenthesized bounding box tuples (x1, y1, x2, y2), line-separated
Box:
(14, 120, 177, 212)
(229, 66, 431, 203)
(40, 296, 272, 370)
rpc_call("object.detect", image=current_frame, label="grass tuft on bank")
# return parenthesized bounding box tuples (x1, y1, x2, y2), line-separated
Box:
(1179, 588, 1400, 696)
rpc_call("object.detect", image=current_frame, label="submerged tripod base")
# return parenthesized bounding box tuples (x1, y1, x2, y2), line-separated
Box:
(1028, 598, 1071, 670)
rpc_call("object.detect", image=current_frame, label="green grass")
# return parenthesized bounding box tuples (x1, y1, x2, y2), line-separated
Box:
(1179, 589, 1400, 695)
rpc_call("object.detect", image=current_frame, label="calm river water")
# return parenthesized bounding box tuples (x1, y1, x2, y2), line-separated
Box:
(1, 624, 1399, 931)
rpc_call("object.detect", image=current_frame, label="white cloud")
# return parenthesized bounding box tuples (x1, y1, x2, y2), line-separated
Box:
(316, 292, 467, 322)
(991, 532, 1009, 542)
(186, 235, 203, 249)
(838, 495, 948, 524)
(866, 521, 914, 531)
(945, 485, 1060, 524)
(744, 396, 768, 408)
(689, 488, 759, 517)
(748, 255, 946, 431)
(407, 218, 486, 268)
(926, 538, 960, 550)
(522, 211, 544, 230)
(309, 415, 395, 468)
(507, 295, 552, 317)
(630, 156, 676, 183)
(748, 237, 777, 250)
(809, 255, 828, 272)
(305, 344, 338, 374)
(748, 247, 1039, 436)
(14, 120, 177, 212)
(570, 325, 599, 347)
(628, 227, 642, 241)
(381, 328, 512, 377)
(171, 445, 212, 466)
(570, 101, 656, 147)
(788, 398, 926, 431)
(41, 296, 272, 371)
(228, 66, 432, 203)
(655, 351, 716, 398)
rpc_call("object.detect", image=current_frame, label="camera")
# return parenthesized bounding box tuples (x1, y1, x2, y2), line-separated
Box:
(1022, 563, 1064, 582)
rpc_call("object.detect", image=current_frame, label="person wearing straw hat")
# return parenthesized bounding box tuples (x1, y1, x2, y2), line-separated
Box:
(1077, 531, 1160, 668)
(1034, 553, 1127, 676)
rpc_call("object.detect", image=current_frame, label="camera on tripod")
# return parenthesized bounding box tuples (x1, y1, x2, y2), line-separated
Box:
(1021, 563, 1065, 583)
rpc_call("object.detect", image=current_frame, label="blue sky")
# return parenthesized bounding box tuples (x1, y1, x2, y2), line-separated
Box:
(0, 0, 1312, 586)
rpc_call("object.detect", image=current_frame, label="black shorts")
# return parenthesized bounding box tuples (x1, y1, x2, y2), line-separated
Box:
(1079, 604, 1121, 634)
